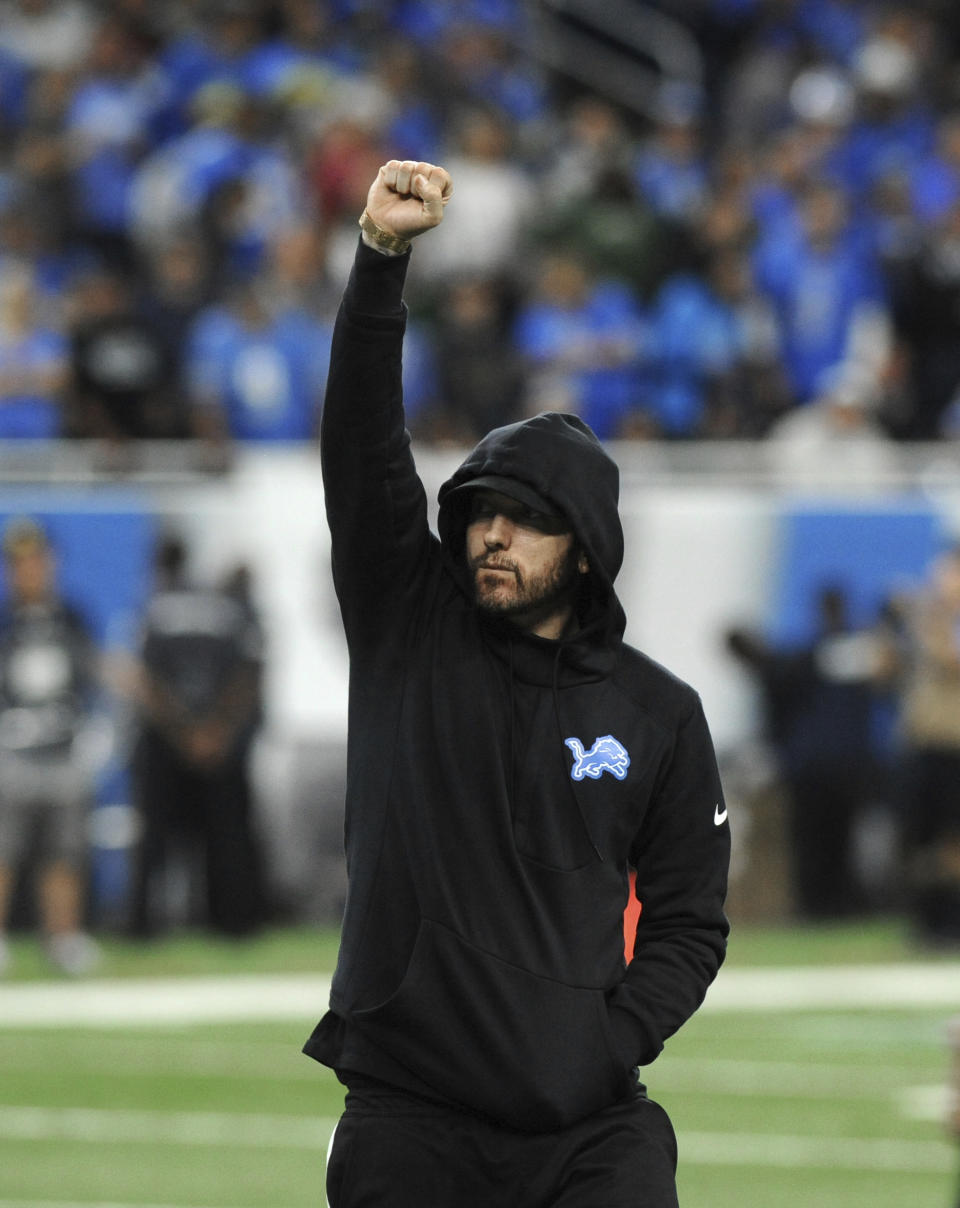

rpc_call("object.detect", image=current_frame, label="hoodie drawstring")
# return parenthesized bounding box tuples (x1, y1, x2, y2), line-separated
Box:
(551, 645, 604, 864)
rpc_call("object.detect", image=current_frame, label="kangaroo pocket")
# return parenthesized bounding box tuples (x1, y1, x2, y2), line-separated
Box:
(350, 917, 632, 1131)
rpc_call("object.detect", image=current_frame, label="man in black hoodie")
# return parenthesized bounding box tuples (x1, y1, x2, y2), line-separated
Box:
(305, 160, 731, 1208)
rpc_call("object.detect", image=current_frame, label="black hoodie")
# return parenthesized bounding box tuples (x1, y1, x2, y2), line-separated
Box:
(304, 240, 730, 1133)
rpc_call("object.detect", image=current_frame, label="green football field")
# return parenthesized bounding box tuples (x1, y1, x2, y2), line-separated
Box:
(0, 921, 957, 1208)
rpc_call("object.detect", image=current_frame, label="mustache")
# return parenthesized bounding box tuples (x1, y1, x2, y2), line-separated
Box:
(471, 555, 519, 574)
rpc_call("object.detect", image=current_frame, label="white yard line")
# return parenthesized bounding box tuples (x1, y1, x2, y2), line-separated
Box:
(902, 1084, 954, 1122)
(0, 1203, 244, 1208)
(0, 974, 332, 1028)
(0, 1105, 337, 1149)
(702, 963, 960, 1011)
(657, 1055, 933, 1098)
(0, 1203, 250, 1208)
(0, 964, 957, 1029)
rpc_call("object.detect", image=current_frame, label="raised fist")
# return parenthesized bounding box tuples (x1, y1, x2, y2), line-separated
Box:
(364, 160, 453, 241)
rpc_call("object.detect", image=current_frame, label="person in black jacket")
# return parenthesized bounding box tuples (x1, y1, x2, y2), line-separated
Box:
(725, 585, 891, 920)
(127, 534, 266, 938)
(305, 160, 731, 1208)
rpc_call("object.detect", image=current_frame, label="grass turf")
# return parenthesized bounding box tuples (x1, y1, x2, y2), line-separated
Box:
(0, 918, 957, 1208)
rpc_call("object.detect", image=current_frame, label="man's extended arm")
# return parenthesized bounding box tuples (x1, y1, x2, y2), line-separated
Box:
(320, 161, 453, 635)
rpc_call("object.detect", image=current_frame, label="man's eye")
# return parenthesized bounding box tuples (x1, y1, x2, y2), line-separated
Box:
(513, 505, 550, 527)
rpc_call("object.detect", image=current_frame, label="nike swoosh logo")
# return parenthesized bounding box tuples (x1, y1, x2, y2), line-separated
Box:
(714, 803, 728, 827)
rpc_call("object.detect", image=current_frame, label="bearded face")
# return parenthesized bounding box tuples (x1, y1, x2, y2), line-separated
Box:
(465, 491, 587, 638)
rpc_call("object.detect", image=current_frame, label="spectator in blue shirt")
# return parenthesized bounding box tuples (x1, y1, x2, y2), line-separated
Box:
(911, 110, 960, 225)
(0, 45, 30, 140)
(130, 80, 305, 284)
(240, 0, 354, 98)
(513, 251, 649, 440)
(0, 265, 67, 438)
(64, 13, 173, 268)
(158, 1, 269, 125)
(632, 84, 711, 226)
(649, 245, 790, 437)
(794, 0, 869, 66)
(827, 29, 936, 203)
(368, 40, 444, 165)
(432, 19, 547, 125)
(753, 176, 891, 405)
(187, 279, 331, 443)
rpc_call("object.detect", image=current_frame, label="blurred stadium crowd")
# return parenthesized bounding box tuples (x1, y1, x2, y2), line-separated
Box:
(3, 0, 960, 446)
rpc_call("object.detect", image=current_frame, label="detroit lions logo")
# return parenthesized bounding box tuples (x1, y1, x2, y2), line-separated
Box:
(565, 735, 631, 781)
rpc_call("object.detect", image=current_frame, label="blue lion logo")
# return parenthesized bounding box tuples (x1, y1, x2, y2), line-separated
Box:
(565, 735, 631, 782)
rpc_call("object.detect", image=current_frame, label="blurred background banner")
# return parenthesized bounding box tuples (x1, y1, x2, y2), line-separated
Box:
(0, 492, 155, 644)
(770, 503, 940, 643)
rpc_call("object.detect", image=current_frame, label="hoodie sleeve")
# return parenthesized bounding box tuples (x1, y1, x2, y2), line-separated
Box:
(605, 694, 730, 1068)
(320, 239, 435, 637)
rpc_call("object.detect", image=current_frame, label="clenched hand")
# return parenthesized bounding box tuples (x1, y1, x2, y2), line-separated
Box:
(364, 160, 453, 242)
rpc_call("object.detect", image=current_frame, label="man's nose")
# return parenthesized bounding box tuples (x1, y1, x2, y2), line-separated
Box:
(483, 514, 513, 547)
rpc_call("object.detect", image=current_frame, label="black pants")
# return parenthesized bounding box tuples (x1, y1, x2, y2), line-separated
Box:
(129, 731, 264, 937)
(325, 1077, 679, 1208)
(786, 765, 867, 919)
(899, 746, 960, 942)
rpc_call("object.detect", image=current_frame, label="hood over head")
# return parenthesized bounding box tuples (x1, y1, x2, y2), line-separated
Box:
(438, 412, 625, 643)
(445, 473, 564, 521)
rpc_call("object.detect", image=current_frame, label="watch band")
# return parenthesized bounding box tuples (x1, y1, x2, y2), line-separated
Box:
(359, 209, 412, 256)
